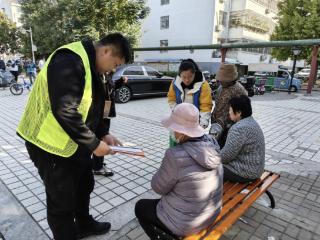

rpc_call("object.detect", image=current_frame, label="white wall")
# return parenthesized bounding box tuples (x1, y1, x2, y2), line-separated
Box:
(231, 0, 246, 11)
(136, 0, 215, 62)
(135, 49, 214, 63)
(136, 0, 279, 65)
(0, 0, 22, 26)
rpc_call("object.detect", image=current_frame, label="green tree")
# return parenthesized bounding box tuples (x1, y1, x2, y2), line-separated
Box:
(0, 11, 21, 54)
(20, 0, 149, 57)
(271, 0, 320, 61)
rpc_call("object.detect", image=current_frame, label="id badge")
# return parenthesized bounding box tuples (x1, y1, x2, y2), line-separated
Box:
(103, 100, 112, 118)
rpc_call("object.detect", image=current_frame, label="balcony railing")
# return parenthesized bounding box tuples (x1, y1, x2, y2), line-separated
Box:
(250, 0, 279, 13)
(229, 9, 276, 34)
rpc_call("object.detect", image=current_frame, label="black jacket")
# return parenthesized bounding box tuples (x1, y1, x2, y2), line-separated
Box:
(45, 40, 108, 153)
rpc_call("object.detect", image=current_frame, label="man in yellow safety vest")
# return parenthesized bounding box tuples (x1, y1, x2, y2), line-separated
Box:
(17, 33, 131, 240)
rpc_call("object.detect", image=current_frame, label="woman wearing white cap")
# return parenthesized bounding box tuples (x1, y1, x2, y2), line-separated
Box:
(135, 103, 223, 238)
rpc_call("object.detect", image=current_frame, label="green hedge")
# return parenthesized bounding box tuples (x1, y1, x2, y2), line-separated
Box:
(161, 71, 178, 78)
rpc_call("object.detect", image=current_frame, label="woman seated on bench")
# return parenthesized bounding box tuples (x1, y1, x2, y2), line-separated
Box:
(221, 95, 265, 183)
(135, 103, 223, 238)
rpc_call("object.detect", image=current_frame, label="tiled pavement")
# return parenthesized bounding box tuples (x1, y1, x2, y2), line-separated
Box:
(0, 89, 320, 240)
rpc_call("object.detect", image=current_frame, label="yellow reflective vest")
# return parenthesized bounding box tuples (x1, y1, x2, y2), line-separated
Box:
(17, 42, 92, 157)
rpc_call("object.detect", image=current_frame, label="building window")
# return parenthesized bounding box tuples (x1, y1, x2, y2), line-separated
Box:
(161, 0, 170, 5)
(219, 11, 228, 27)
(1, 8, 5, 13)
(160, 40, 168, 53)
(160, 16, 169, 29)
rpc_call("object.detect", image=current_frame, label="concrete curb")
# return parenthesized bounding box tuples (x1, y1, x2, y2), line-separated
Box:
(0, 179, 48, 240)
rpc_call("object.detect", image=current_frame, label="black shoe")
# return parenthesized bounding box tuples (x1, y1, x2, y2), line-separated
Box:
(93, 164, 114, 177)
(77, 216, 111, 239)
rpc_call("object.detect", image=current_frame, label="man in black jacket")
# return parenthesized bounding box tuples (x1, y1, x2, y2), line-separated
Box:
(19, 33, 131, 240)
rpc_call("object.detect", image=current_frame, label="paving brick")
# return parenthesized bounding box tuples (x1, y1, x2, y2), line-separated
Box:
(267, 229, 282, 240)
(100, 191, 117, 201)
(127, 227, 144, 240)
(16, 190, 34, 201)
(109, 196, 126, 207)
(280, 234, 296, 240)
(26, 202, 46, 214)
(290, 218, 317, 232)
(118, 236, 130, 240)
(263, 219, 286, 232)
(285, 224, 301, 238)
(11, 186, 28, 195)
(90, 196, 104, 207)
(135, 233, 149, 240)
(298, 229, 313, 240)
(21, 196, 39, 207)
(249, 236, 263, 240)
(32, 209, 47, 221)
(113, 186, 129, 195)
(96, 202, 113, 214)
(265, 215, 289, 228)
(252, 211, 267, 223)
(236, 220, 256, 234)
(233, 230, 251, 240)
(121, 191, 137, 201)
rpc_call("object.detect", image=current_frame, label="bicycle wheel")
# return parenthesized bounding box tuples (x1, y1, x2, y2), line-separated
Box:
(10, 83, 23, 95)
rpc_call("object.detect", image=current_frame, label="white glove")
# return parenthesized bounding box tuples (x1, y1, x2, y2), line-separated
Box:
(209, 123, 223, 140)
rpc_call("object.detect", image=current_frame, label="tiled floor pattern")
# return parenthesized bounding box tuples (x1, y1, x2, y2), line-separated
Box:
(0, 90, 320, 239)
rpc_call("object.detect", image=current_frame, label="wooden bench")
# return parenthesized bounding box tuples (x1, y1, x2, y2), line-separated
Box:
(154, 171, 280, 240)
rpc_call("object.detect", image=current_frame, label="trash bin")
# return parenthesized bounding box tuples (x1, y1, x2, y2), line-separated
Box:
(265, 77, 275, 92)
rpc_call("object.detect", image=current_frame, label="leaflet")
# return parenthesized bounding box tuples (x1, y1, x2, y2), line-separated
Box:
(110, 146, 145, 157)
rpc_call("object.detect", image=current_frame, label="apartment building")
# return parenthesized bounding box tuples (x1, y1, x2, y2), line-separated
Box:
(0, 0, 22, 26)
(136, 0, 279, 71)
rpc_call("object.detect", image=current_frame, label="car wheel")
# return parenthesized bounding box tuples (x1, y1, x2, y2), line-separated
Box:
(115, 86, 131, 103)
(289, 85, 297, 92)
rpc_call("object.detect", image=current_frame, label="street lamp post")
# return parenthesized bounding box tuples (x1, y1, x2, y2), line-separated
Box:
(288, 46, 301, 94)
(25, 27, 35, 63)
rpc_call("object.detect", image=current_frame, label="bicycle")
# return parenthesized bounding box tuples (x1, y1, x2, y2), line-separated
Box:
(9, 77, 32, 95)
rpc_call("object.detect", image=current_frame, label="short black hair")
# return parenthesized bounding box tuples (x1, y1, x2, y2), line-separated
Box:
(229, 95, 252, 118)
(98, 33, 131, 63)
(179, 59, 200, 75)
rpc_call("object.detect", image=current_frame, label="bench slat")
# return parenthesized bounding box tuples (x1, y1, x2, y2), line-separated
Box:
(222, 182, 236, 193)
(204, 173, 280, 240)
(184, 172, 276, 240)
(222, 171, 271, 204)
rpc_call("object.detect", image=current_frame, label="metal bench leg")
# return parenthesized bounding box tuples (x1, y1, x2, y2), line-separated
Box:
(265, 190, 276, 209)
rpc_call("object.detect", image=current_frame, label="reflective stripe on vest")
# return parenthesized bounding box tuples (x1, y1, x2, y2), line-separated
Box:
(17, 42, 92, 157)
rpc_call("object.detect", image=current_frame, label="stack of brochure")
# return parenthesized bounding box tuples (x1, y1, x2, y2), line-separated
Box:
(110, 146, 145, 157)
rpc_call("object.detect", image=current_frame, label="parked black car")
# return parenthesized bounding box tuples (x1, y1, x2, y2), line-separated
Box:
(112, 65, 174, 103)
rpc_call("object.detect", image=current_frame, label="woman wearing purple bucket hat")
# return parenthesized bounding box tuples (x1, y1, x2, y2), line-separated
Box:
(135, 103, 223, 238)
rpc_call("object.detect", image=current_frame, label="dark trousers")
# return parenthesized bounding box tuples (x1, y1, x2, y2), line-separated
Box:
(135, 199, 177, 240)
(223, 166, 257, 183)
(10, 71, 18, 82)
(26, 142, 94, 240)
(218, 128, 229, 149)
(92, 155, 104, 171)
(27, 73, 35, 84)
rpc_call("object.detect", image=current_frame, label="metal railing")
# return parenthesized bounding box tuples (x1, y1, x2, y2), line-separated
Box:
(133, 39, 320, 94)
